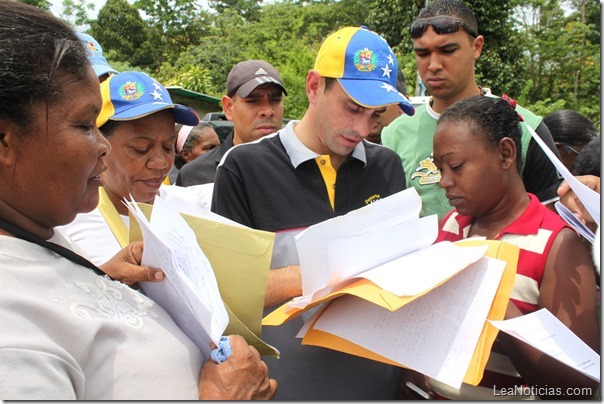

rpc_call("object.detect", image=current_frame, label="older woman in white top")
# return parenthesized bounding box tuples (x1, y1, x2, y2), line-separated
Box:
(0, 1, 276, 399)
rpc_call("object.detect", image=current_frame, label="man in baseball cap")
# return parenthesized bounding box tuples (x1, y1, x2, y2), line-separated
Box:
(177, 59, 287, 186)
(210, 27, 411, 399)
(226, 59, 287, 98)
(314, 26, 414, 116)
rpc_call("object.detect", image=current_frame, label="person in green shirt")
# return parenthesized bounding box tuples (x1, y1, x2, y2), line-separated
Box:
(382, 0, 562, 221)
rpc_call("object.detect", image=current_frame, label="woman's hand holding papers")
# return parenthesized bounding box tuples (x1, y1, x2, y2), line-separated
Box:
(199, 335, 278, 400)
(557, 175, 600, 229)
(99, 241, 165, 286)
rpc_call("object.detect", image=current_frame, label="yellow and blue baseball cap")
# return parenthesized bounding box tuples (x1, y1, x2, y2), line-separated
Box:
(314, 26, 414, 116)
(76, 32, 119, 78)
(97, 71, 200, 128)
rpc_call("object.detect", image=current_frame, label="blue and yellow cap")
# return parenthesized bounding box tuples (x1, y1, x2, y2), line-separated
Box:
(314, 26, 414, 116)
(97, 71, 200, 128)
(76, 32, 119, 78)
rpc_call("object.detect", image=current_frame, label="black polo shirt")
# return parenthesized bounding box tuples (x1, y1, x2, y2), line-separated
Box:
(211, 120, 407, 400)
(212, 121, 406, 233)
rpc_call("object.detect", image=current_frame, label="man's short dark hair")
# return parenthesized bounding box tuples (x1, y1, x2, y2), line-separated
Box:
(417, 0, 479, 39)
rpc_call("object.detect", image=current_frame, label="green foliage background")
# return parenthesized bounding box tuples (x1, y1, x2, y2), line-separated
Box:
(46, 0, 600, 125)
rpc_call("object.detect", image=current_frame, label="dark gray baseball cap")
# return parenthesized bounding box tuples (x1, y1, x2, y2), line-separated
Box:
(226, 60, 287, 98)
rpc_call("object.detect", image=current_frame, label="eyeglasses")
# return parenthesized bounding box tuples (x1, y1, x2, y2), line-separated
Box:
(561, 143, 581, 155)
(410, 16, 479, 39)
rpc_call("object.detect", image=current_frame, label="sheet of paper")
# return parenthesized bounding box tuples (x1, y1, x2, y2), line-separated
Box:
(526, 124, 600, 223)
(309, 256, 506, 389)
(360, 242, 487, 296)
(325, 215, 438, 286)
(295, 188, 438, 295)
(286, 242, 487, 311)
(126, 195, 229, 359)
(489, 308, 600, 382)
(159, 184, 246, 228)
(555, 201, 595, 243)
(129, 202, 279, 358)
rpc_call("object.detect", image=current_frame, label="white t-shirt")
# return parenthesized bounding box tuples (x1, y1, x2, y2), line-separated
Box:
(0, 232, 202, 400)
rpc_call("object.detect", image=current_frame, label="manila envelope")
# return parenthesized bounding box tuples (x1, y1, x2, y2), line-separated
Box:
(263, 243, 489, 326)
(298, 239, 518, 386)
(130, 203, 279, 358)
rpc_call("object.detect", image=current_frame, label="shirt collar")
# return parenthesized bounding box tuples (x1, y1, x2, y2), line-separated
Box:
(427, 88, 494, 120)
(426, 99, 441, 120)
(279, 120, 367, 168)
(448, 194, 543, 239)
(497, 193, 544, 237)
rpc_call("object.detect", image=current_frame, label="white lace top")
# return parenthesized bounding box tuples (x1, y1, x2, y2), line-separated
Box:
(0, 232, 202, 399)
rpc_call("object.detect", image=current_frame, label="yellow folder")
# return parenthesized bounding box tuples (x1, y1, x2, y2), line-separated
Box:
(263, 242, 495, 327)
(130, 203, 279, 358)
(289, 240, 519, 385)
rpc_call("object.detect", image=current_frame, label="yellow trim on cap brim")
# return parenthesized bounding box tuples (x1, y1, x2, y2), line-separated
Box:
(96, 79, 114, 128)
(106, 105, 176, 122)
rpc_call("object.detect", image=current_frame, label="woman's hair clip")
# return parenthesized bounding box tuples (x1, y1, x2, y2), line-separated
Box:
(501, 94, 524, 122)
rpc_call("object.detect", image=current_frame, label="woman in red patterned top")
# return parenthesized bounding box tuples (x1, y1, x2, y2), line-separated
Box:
(401, 95, 599, 400)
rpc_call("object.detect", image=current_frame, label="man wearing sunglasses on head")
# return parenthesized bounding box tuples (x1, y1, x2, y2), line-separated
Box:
(382, 0, 562, 222)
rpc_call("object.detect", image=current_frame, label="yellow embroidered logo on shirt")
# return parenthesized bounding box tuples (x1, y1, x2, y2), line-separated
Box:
(365, 194, 381, 205)
(411, 156, 440, 185)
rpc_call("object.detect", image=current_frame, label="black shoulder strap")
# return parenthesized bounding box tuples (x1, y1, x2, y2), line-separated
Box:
(0, 218, 112, 279)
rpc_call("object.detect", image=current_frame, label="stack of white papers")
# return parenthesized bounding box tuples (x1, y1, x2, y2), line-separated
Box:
(304, 256, 506, 389)
(264, 188, 515, 389)
(295, 187, 437, 295)
(555, 201, 595, 243)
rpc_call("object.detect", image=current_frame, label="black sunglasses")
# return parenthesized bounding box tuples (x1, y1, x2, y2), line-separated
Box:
(410, 16, 478, 39)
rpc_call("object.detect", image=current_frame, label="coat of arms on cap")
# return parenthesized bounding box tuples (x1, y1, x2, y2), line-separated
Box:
(255, 68, 268, 75)
(84, 41, 98, 53)
(119, 81, 145, 101)
(353, 48, 378, 72)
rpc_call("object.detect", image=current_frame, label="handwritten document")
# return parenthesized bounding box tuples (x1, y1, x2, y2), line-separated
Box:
(357, 241, 487, 297)
(126, 194, 229, 360)
(489, 308, 600, 382)
(306, 256, 506, 389)
(285, 242, 488, 312)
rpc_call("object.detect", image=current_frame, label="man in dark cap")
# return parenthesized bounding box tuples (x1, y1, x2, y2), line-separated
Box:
(177, 60, 287, 186)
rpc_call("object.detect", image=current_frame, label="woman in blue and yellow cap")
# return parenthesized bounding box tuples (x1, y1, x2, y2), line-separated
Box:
(59, 71, 205, 268)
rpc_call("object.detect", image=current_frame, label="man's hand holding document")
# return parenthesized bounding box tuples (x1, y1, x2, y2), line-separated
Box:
(263, 188, 518, 389)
